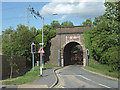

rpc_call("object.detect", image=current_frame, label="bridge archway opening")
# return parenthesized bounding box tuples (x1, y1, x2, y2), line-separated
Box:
(63, 42, 83, 66)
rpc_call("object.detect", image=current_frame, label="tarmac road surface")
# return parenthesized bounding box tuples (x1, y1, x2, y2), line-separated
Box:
(55, 65, 119, 89)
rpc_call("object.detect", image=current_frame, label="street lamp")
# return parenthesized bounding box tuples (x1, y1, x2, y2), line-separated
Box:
(39, 13, 57, 76)
(28, 6, 58, 76)
(52, 13, 57, 15)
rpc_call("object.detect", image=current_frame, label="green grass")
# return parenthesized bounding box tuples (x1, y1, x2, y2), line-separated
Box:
(43, 65, 60, 70)
(2, 65, 59, 85)
(84, 59, 119, 79)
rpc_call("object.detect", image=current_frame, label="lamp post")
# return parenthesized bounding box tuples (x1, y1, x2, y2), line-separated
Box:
(28, 6, 58, 75)
(39, 16, 44, 76)
(41, 16, 44, 69)
(31, 42, 36, 71)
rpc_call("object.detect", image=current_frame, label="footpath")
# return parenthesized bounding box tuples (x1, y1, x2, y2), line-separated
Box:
(2, 67, 60, 89)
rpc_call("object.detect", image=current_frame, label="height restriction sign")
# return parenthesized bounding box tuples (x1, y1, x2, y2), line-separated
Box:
(37, 47, 45, 53)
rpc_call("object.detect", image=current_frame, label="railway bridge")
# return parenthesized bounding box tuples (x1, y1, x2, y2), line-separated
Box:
(46, 26, 90, 66)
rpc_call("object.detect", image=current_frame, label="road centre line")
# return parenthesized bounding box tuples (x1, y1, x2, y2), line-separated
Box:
(61, 74, 113, 88)
(75, 75, 112, 88)
(62, 75, 91, 81)
(75, 75, 91, 81)
(98, 83, 111, 88)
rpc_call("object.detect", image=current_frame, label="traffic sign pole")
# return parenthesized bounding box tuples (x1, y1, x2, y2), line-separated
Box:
(86, 49, 89, 66)
(32, 53, 34, 71)
(40, 53, 43, 76)
(38, 46, 45, 76)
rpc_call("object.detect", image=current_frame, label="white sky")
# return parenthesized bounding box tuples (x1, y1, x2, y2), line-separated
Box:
(41, 0, 106, 18)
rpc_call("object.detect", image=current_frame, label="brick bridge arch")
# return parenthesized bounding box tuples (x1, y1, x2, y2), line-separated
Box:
(46, 26, 90, 66)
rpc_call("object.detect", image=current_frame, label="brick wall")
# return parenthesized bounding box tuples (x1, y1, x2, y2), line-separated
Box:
(56, 26, 90, 34)
(47, 26, 90, 66)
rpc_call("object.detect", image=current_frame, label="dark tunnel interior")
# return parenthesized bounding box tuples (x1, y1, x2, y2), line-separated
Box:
(63, 42, 83, 66)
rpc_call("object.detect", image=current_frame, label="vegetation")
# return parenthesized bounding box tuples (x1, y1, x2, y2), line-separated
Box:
(2, 1, 120, 80)
(85, 59, 119, 78)
(61, 21, 74, 28)
(83, 2, 120, 71)
(2, 20, 74, 78)
(2, 65, 59, 85)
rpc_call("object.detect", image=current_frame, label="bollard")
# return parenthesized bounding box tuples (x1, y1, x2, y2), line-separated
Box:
(37, 61, 39, 66)
(83, 58, 86, 67)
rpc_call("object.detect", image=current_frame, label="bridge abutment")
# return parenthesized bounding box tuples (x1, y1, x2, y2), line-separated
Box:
(45, 26, 90, 67)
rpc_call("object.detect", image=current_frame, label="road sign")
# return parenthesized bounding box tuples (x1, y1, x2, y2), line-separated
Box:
(37, 47, 45, 53)
(69, 36, 73, 39)
(73, 36, 77, 39)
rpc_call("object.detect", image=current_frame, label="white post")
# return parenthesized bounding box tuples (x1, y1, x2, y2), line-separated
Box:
(40, 53, 43, 76)
(83, 58, 86, 67)
(37, 61, 39, 66)
(61, 56, 64, 67)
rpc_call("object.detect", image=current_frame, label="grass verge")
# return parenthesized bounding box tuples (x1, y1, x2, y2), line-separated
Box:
(2, 65, 59, 85)
(84, 59, 119, 79)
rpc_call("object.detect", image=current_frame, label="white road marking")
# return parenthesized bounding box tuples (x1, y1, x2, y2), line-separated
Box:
(61, 74, 113, 88)
(75, 75, 91, 81)
(98, 83, 111, 88)
(62, 75, 91, 81)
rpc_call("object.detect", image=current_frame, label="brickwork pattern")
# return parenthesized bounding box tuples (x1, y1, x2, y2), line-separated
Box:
(46, 26, 90, 66)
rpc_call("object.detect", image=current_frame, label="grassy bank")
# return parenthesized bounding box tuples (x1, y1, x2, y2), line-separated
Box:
(2, 65, 59, 85)
(84, 59, 119, 79)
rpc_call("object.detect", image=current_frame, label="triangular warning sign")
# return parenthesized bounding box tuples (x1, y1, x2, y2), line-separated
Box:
(37, 47, 45, 53)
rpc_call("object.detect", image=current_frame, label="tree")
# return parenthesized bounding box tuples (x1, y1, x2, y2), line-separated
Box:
(2, 24, 36, 67)
(83, 1, 120, 70)
(2, 26, 14, 35)
(82, 18, 93, 27)
(3, 32, 17, 78)
(51, 20, 61, 29)
(61, 21, 74, 28)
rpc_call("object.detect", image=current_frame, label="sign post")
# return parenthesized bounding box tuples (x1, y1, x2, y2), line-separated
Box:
(31, 42, 36, 71)
(37, 45, 45, 76)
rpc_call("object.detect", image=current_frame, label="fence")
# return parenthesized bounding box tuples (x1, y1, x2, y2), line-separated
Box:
(0, 55, 26, 79)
